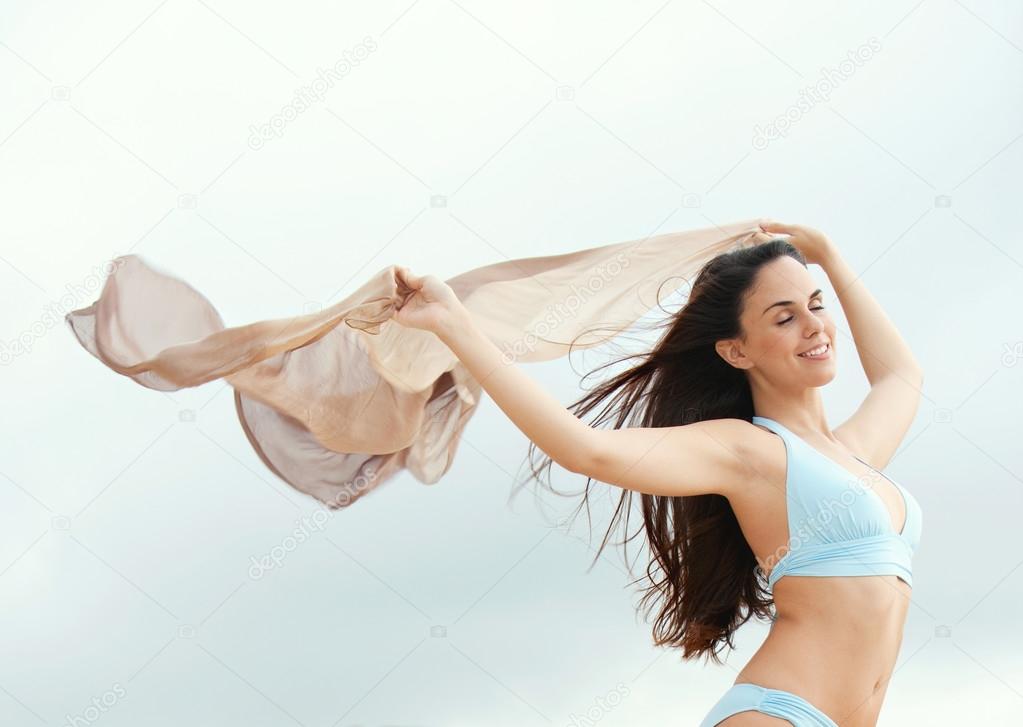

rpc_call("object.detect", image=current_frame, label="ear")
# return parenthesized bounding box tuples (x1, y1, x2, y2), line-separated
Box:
(715, 338, 754, 370)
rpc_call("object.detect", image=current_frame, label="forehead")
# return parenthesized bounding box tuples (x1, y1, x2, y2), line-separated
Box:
(748, 257, 810, 296)
(746, 257, 817, 310)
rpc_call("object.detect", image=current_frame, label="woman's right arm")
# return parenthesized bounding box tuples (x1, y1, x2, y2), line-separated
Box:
(429, 299, 750, 500)
(579, 418, 753, 498)
(392, 266, 750, 499)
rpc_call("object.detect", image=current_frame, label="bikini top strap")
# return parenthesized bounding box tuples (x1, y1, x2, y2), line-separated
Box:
(751, 415, 788, 443)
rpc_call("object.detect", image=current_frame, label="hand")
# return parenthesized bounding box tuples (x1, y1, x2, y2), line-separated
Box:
(757, 220, 834, 266)
(391, 265, 464, 335)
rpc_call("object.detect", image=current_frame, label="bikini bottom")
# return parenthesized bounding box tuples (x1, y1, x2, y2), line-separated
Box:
(699, 682, 838, 727)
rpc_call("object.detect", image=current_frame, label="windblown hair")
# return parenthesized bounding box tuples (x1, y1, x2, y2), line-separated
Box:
(520, 237, 806, 664)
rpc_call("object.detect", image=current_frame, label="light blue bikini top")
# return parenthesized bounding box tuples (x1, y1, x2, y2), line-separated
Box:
(751, 415, 923, 593)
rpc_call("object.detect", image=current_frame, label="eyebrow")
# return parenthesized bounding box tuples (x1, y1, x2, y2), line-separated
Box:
(761, 289, 823, 317)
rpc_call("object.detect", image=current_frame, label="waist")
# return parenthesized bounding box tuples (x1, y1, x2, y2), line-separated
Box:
(771, 573, 912, 627)
(738, 581, 910, 725)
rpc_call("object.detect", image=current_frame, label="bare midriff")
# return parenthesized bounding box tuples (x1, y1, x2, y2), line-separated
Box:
(733, 574, 912, 727)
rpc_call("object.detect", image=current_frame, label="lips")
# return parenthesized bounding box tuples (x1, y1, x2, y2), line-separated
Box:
(798, 342, 831, 358)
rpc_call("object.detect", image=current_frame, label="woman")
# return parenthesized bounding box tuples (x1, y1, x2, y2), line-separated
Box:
(392, 220, 924, 727)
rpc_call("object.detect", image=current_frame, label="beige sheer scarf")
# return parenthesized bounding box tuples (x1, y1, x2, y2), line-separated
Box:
(66, 218, 770, 509)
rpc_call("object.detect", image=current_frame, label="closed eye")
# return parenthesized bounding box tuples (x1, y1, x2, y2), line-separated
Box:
(779, 305, 826, 325)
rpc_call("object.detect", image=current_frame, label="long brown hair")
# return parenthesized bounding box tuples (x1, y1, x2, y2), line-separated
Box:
(519, 237, 805, 664)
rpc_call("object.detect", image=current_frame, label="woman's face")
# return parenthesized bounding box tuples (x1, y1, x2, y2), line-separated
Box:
(717, 255, 837, 388)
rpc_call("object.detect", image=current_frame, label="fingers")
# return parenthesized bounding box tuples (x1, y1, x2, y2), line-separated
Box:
(759, 219, 793, 234)
(395, 265, 422, 288)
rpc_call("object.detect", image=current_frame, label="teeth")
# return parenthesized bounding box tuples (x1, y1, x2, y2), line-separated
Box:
(799, 343, 829, 357)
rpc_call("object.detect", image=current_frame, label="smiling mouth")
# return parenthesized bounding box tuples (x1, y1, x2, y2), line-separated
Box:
(797, 342, 831, 359)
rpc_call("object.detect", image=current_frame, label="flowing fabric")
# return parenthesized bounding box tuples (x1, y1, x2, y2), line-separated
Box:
(66, 218, 771, 509)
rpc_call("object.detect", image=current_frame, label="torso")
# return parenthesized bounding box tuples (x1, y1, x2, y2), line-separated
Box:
(726, 421, 914, 727)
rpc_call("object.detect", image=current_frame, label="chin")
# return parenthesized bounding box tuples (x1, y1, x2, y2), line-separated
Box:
(810, 370, 837, 386)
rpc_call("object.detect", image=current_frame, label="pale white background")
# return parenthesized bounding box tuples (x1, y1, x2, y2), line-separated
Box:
(1, 1, 1021, 725)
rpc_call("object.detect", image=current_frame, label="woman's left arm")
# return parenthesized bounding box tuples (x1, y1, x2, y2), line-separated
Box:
(758, 221, 924, 465)
(821, 243, 924, 464)
(818, 242, 923, 385)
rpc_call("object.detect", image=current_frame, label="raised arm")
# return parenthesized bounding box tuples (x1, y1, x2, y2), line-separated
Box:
(822, 239, 923, 466)
(577, 418, 751, 497)
(391, 266, 750, 498)
(757, 221, 924, 467)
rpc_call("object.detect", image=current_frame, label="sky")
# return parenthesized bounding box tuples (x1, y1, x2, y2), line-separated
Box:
(1, 1, 1021, 725)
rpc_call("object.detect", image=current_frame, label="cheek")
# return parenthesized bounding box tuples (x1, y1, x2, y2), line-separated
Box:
(762, 327, 797, 359)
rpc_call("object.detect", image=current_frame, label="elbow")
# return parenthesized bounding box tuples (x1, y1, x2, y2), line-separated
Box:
(558, 447, 589, 477)
(559, 430, 600, 477)
(905, 353, 924, 379)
